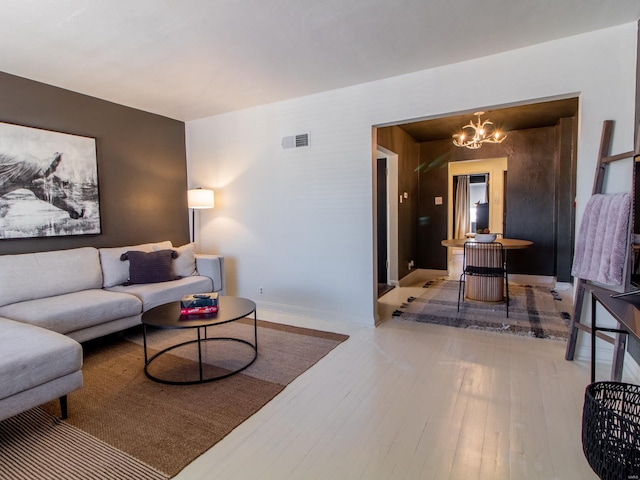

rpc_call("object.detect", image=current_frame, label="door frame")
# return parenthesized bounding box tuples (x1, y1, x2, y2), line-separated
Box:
(447, 157, 508, 268)
(377, 147, 399, 286)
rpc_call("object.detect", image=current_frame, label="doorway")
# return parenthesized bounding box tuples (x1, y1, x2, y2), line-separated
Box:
(374, 97, 578, 308)
(376, 148, 399, 297)
(452, 173, 490, 237)
(376, 157, 392, 296)
(447, 157, 508, 275)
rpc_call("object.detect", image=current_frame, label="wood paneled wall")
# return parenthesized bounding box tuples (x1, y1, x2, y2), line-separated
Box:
(378, 120, 577, 281)
(376, 126, 420, 280)
(419, 124, 576, 277)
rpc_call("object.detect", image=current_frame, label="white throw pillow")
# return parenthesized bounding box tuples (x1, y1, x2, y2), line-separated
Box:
(172, 242, 198, 277)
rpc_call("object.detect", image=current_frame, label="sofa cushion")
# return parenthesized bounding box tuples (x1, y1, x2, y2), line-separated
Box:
(173, 242, 198, 278)
(0, 289, 142, 335)
(107, 276, 212, 311)
(122, 249, 178, 284)
(99, 241, 173, 288)
(0, 247, 102, 308)
(0, 317, 83, 401)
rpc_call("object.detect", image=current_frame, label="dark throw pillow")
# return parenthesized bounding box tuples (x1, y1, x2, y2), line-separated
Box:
(120, 249, 178, 285)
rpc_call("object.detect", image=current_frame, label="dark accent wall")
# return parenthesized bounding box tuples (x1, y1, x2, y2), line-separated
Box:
(0, 72, 189, 255)
(376, 126, 420, 279)
(419, 124, 577, 277)
(556, 117, 578, 282)
(415, 145, 449, 270)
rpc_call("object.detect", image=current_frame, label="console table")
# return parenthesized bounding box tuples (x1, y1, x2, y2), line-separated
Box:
(590, 285, 640, 382)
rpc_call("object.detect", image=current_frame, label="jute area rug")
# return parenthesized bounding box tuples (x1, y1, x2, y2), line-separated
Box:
(398, 278, 572, 340)
(0, 319, 348, 479)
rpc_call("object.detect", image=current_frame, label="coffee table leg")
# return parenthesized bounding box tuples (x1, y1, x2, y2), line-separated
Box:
(253, 311, 258, 350)
(197, 327, 204, 381)
(143, 324, 148, 363)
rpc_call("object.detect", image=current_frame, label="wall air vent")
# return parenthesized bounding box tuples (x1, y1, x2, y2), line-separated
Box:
(282, 133, 309, 149)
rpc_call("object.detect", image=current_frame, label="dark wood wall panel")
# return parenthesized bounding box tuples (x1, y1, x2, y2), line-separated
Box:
(419, 125, 574, 276)
(377, 126, 420, 279)
(415, 145, 450, 270)
(505, 128, 557, 275)
(556, 117, 578, 282)
(379, 121, 577, 280)
(0, 72, 189, 255)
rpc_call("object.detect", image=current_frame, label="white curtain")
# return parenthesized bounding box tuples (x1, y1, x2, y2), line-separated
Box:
(454, 175, 470, 239)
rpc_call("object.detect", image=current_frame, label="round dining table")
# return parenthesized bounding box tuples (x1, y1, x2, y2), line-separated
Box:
(441, 237, 533, 302)
(441, 237, 533, 249)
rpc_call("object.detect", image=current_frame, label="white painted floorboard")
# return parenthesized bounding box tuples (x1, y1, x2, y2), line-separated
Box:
(175, 276, 637, 480)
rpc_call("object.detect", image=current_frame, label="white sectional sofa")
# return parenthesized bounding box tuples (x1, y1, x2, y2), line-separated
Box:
(0, 318, 82, 422)
(0, 241, 225, 422)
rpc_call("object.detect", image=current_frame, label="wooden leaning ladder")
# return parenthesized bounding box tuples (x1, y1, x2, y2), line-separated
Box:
(565, 120, 640, 380)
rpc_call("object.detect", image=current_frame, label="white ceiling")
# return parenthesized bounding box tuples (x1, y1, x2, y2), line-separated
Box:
(1, 0, 639, 122)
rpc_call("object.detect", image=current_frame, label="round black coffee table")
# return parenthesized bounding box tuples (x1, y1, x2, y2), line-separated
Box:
(141, 296, 257, 385)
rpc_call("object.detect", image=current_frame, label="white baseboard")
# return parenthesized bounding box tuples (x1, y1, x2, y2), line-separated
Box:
(554, 281, 573, 291)
(254, 299, 375, 328)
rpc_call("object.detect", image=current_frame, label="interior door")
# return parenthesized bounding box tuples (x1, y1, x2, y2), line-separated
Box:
(377, 158, 388, 284)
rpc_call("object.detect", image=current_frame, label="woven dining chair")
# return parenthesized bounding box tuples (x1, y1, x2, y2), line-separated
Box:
(457, 241, 509, 316)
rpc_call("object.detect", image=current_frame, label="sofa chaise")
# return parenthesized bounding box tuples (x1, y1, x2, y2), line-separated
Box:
(0, 241, 225, 422)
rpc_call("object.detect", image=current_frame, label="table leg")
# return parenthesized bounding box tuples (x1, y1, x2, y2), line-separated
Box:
(254, 310, 258, 350)
(611, 332, 627, 382)
(591, 295, 597, 383)
(590, 294, 630, 383)
(197, 327, 203, 381)
(143, 324, 148, 364)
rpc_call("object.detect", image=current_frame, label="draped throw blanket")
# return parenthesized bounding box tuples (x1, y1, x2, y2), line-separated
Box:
(571, 193, 631, 286)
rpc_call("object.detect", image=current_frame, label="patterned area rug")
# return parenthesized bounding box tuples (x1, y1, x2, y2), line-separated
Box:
(0, 408, 166, 480)
(398, 279, 572, 340)
(0, 320, 348, 479)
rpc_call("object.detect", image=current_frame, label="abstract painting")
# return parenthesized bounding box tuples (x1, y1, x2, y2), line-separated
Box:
(0, 122, 100, 239)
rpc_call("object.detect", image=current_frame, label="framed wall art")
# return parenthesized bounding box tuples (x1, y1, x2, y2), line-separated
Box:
(0, 121, 100, 239)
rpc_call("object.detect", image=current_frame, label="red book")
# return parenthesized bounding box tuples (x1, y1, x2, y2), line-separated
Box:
(180, 306, 218, 315)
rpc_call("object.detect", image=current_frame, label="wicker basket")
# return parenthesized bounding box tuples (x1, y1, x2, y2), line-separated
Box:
(582, 382, 640, 479)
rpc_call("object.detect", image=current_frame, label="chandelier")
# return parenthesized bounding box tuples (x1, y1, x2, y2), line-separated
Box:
(452, 111, 506, 149)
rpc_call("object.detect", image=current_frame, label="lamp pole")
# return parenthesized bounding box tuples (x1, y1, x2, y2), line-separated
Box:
(190, 208, 196, 243)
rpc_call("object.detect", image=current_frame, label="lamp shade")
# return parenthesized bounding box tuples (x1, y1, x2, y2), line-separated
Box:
(187, 188, 214, 209)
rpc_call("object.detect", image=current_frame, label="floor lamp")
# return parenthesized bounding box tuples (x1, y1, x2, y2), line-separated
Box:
(187, 188, 214, 243)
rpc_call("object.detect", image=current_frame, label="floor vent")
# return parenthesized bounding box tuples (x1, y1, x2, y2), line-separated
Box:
(282, 133, 309, 149)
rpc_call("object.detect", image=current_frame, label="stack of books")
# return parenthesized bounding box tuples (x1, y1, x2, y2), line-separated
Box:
(180, 292, 219, 315)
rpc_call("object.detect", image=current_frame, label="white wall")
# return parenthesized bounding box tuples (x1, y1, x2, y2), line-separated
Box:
(186, 23, 638, 328)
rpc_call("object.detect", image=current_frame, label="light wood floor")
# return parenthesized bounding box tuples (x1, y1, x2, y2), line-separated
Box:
(175, 276, 623, 480)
